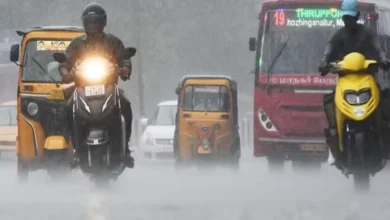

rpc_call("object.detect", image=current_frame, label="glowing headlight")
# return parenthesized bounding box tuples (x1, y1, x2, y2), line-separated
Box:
(27, 102, 39, 116)
(79, 58, 109, 82)
(344, 89, 371, 105)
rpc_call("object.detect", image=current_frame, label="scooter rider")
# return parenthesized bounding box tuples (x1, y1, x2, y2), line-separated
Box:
(318, 0, 389, 168)
(58, 2, 134, 168)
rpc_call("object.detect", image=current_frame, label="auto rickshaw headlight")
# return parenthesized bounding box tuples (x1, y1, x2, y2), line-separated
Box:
(27, 102, 39, 116)
(202, 139, 210, 149)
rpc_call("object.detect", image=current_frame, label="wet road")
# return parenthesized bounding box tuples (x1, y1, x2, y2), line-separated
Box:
(1, 149, 390, 220)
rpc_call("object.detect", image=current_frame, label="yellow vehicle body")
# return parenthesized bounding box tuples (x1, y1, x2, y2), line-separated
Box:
(333, 53, 380, 152)
(12, 26, 84, 168)
(174, 75, 240, 167)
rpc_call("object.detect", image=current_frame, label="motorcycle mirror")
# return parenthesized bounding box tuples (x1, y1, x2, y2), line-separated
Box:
(367, 63, 379, 73)
(123, 47, 136, 59)
(53, 52, 67, 63)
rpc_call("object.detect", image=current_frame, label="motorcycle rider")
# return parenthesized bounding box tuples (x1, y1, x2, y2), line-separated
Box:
(58, 2, 134, 168)
(318, 0, 389, 168)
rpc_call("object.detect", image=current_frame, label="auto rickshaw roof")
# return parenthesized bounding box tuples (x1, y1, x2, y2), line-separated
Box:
(16, 26, 84, 36)
(177, 75, 237, 91)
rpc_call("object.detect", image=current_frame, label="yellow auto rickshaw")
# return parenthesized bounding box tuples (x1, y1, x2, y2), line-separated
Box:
(173, 75, 240, 170)
(9, 26, 84, 181)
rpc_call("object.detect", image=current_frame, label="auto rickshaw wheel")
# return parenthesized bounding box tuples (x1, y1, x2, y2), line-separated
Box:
(17, 157, 28, 183)
(45, 149, 71, 179)
(174, 159, 185, 172)
(230, 150, 240, 172)
(267, 156, 284, 172)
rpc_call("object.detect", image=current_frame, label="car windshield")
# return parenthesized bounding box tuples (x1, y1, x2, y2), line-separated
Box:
(22, 40, 71, 82)
(151, 105, 177, 126)
(0, 105, 16, 126)
(182, 85, 230, 112)
(259, 8, 371, 74)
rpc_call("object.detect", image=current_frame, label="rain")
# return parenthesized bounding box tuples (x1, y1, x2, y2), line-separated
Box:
(0, 0, 390, 219)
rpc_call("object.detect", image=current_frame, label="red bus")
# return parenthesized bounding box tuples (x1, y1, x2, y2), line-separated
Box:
(248, 0, 390, 171)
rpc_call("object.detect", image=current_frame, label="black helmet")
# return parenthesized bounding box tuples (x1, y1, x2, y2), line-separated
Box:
(81, 2, 107, 35)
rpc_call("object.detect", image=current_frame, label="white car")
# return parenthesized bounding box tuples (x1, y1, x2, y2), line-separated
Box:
(139, 100, 177, 160)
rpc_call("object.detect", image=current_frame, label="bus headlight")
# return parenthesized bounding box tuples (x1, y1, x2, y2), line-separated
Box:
(257, 109, 277, 132)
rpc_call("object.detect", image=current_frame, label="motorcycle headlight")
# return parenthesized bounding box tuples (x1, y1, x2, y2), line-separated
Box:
(344, 89, 371, 105)
(27, 102, 39, 116)
(79, 58, 109, 82)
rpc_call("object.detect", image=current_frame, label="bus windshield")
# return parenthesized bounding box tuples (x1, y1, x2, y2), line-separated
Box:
(259, 8, 372, 75)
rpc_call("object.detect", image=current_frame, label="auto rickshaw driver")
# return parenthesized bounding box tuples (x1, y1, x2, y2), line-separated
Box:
(194, 96, 219, 111)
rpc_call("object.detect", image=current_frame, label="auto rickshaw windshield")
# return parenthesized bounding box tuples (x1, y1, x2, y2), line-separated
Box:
(22, 40, 70, 82)
(0, 105, 16, 126)
(182, 85, 230, 112)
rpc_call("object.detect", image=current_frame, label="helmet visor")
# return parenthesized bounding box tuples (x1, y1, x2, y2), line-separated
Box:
(82, 14, 105, 34)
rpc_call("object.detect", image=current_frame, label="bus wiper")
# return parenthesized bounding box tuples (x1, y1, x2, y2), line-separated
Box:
(31, 57, 56, 82)
(266, 36, 290, 86)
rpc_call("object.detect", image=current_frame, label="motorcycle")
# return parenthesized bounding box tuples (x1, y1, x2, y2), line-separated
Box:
(325, 52, 387, 192)
(53, 47, 136, 186)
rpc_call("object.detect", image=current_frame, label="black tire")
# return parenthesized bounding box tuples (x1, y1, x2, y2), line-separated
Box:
(230, 150, 240, 172)
(94, 176, 110, 188)
(45, 149, 71, 179)
(267, 156, 284, 172)
(174, 159, 185, 172)
(17, 157, 28, 183)
(354, 173, 370, 192)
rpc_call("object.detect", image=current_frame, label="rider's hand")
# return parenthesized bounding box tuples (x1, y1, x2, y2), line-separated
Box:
(379, 53, 390, 71)
(318, 60, 328, 76)
(121, 65, 132, 80)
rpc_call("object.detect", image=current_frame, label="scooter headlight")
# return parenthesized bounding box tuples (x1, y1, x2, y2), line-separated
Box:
(344, 89, 371, 105)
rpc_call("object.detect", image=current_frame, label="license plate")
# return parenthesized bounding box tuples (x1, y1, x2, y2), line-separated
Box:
(85, 85, 105, 97)
(300, 144, 327, 152)
(48, 90, 65, 100)
(197, 146, 211, 154)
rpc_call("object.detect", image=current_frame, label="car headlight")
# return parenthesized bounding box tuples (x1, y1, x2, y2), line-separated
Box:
(344, 89, 371, 105)
(27, 102, 39, 116)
